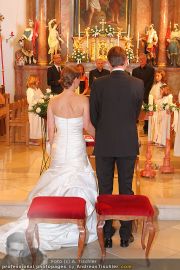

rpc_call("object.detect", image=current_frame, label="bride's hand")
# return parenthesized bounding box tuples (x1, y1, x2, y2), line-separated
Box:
(46, 141, 51, 156)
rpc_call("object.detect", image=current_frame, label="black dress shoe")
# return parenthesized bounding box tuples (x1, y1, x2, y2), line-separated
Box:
(120, 234, 134, 248)
(104, 238, 112, 248)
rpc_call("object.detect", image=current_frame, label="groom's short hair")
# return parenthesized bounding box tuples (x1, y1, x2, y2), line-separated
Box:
(107, 46, 126, 67)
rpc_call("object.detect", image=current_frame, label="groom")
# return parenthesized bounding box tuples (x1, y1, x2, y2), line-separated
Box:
(90, 46, 144, 248)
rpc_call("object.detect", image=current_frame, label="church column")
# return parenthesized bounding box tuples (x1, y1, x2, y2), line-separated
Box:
(61, 0, 72, 60)
(174, 0, 180, 25)
(55, 0, 61, 24)
(132, 0, 151, 54)
(37, 0, 48, 65)
(157, 0, 168, 67)
(26, 0, 36, 22)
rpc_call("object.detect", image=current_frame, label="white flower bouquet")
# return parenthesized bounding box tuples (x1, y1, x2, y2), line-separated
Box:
(162, 102, 179, 112)
(105, 25, 115, 37)
(30, 88, 54, 118)
(91, 25, 101, 37)
(70, 48, 87, 63)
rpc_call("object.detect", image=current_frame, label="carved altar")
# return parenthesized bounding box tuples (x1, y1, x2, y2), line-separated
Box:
(73, 36, 126, 61)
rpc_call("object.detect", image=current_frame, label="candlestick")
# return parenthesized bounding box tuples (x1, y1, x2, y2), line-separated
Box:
(117, 33, 120, 46)
(127, 24, 130, 38)
(137, 32, 139, 49)
(85, 28, 89, 49)
(78, 23, 80, 39)
(67, 32, 69, 50)
(148, 94, 153, 105)
(86, 0, 89, 10)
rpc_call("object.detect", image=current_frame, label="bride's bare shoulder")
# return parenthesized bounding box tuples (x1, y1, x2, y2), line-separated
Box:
(78, 95, 89, 103)
(50, 94, 62, 102)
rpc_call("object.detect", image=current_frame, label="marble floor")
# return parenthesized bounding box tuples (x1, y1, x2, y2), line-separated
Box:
(0, 132, 180, 206)
(0, 130, 180, 268)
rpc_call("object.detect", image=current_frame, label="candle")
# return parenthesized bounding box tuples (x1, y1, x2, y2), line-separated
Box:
(148, 94, 153, 105)
(168, 94, 173, 105)
(137, 32, 139, 49)
(86, 0, 89, 10)
(86, 31, 89, 50)
(117, 33, 120, 46)
(78, 23, 81, 39)
(128, 24, 130, 38)
(67, 32, 69, 50)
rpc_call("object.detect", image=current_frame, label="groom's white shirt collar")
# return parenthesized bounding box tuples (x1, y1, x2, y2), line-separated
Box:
(111, 67, 125, 72)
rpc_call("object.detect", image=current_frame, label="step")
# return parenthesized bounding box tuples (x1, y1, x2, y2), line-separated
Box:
(0, 201, 180, 220)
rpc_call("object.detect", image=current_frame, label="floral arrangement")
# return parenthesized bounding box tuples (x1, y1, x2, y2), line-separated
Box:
(90, 24, 115, 37)
(104, 25, 115, 37)
(162, 102, 179, 112)
(90, 25, 101, 37)
(30, 88, 54, 118)
(142, 102, 157, 112)
(125, 47, 134, 61)
(70, 48, 87, 63)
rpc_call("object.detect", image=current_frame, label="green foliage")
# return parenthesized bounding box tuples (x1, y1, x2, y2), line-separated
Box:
(142, 102, 157, 112)
(29, 89, 55, 118)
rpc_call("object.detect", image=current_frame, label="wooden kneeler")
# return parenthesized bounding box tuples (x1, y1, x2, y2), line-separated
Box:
(96, 194, 155, 259)
(26, 196, 86, 263)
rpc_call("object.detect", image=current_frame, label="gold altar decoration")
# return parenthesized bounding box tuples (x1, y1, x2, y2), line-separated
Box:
(71, 20, 128, 62)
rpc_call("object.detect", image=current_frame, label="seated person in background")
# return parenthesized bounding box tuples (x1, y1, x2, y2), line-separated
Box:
(47, 54, 63, 94)
(89, 58, 110, 90)
(26, 75, 43, 146)
(77, 63, 89, 95)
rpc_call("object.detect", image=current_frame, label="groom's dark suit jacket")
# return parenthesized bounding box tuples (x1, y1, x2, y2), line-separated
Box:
(47, 65, 63, 94)
(90, 70, 144, 157)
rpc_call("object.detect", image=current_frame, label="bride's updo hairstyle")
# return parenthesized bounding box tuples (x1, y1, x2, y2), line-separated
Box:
(60, 65, 80, 89)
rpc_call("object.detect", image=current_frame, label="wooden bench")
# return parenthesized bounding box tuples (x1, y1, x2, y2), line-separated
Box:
(0, 104, 9, 144)
(9, 99, 29, 145)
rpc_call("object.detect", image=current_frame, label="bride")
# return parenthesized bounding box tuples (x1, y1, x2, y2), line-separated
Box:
(0, 65, 98, 254)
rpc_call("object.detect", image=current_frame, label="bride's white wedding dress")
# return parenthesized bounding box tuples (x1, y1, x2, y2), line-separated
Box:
(0, 116, 98, 254)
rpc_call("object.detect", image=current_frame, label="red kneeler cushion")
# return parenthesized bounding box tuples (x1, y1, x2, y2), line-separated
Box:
(27, 197, 86, 219)
(96, 195, 154, 217)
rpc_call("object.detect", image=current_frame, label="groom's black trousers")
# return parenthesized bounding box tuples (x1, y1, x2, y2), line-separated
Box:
(95, 156, 136, 241)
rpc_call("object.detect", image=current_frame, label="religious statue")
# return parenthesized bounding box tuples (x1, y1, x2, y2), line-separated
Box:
(143, 24, 158, 66)
(19, 19, 38, 65)
(166, 23, 180, 67)
(48, 19, 64, 64)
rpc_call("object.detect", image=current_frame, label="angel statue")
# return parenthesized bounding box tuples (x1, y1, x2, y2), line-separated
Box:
(48, 19, 64, 64)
